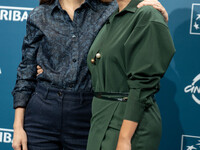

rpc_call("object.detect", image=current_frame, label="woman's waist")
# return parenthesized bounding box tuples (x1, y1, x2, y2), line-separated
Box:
(36, 79, 92, 92)
(93, 91, 156, 103)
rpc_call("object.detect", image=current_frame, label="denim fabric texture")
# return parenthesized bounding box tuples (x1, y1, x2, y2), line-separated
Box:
(12, 0, 117, 108)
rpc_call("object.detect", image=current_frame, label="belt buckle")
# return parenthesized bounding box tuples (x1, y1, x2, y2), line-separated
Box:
(117, 97, 128, 102)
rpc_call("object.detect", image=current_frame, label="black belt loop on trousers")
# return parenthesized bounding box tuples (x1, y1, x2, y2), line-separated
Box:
(44, 87, 49, 100)
(80, 92, 83, 104)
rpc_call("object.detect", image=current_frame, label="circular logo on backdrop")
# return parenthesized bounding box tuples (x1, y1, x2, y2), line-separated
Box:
(184, 74, 200, 105)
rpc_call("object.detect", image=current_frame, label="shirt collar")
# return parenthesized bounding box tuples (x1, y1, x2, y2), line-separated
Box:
(107, 0, 142, 24)
(85, 0, 98, 11)
(122, 0, 142, 13)
(50, 0, 61, 15)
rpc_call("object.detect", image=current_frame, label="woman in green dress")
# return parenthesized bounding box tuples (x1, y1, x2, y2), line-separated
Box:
(86, 0, 175, 149)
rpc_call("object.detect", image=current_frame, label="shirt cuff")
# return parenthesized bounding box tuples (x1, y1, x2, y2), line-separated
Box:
(13, 92, 30, 109)
(123, 89, 145, 123)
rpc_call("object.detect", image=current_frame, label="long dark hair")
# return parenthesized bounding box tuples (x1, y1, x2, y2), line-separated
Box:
(40, 0, 55, 5)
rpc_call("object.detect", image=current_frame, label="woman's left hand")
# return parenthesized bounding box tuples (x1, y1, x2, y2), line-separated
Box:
(116, 137, 131, 150)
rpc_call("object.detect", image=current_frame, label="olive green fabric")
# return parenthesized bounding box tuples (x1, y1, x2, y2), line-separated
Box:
(100, 100, 162, 150)
(86, 0, 175, 149)
(87, 97, 162, 150)
(88, 97, 120, 150)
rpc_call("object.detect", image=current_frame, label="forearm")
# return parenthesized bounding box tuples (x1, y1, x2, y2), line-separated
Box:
(12, 108, 28, 150)
(13, 108, 25, 129)
(119, 120, 138, 140)
(116, 120, 138, 150)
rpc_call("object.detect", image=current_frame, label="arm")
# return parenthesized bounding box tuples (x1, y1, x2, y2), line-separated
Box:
(117, 10, 175, 149)
(116, 120, 137, 150)
(12, 13, 43, 150)
(137, 0, 168, 22)
(12, 108, 27, 150)
(12, 16, 42, 108)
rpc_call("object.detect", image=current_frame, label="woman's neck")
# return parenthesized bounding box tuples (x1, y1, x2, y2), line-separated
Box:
(59, 0, 85, 21)
(61, 0, 85, 10)
(117, 0, 131, 12)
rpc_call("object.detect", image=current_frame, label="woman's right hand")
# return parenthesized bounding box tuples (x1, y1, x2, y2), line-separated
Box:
(12, 127, 28, 150)
(12, 108, 27, 150)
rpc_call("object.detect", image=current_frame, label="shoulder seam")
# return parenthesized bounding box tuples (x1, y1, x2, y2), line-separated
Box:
(134, 20, 168, 30)
(150, 21, 168, 28)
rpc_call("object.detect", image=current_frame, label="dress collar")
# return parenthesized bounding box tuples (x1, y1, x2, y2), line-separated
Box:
(107, 0, 142, 23)
(121, 0, 142, 13)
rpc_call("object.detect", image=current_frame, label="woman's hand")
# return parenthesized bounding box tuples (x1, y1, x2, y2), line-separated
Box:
(37, 65, 43, 76)
(116, 137, 131, 150)
(12, 127, 28, 150)
(137, 0, 169, 22)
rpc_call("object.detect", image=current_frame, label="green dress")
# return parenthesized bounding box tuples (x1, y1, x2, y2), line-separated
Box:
(86, 0, 175, 149)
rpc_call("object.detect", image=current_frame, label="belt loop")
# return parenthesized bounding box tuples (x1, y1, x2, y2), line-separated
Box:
(80, 92, 84, 104)
(44, 87, 49, 100)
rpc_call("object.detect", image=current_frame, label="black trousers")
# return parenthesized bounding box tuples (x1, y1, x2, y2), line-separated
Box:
(24, 84, 93, 150)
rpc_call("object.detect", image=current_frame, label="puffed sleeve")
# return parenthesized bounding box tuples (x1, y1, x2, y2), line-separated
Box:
(123, 21, 175, 122)
(12, 14, 43, 109)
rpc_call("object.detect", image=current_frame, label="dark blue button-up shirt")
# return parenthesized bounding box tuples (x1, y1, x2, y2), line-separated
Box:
(12, 0, 117, 108)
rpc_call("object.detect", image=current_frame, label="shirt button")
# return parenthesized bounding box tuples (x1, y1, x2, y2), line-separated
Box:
(72, 59, 77, 62)
(69, 84, 74, 88)
(58, 91, 62, 96)
(72, 34, 76, 38)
